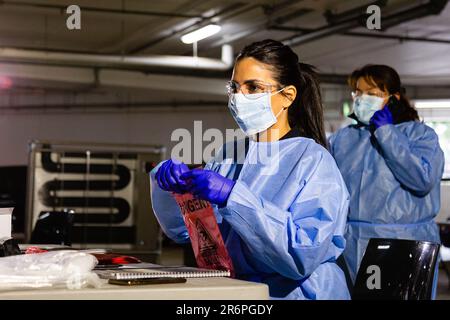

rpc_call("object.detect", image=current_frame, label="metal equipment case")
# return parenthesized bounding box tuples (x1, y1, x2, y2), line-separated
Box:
(26, 141, 165, 262)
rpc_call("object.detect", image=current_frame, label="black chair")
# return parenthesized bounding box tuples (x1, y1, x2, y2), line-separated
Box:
(352, 238, 440, 300)
(0, 238, 21, 257)
(30, 210, 75, 246)
(438, 223, 450, 289)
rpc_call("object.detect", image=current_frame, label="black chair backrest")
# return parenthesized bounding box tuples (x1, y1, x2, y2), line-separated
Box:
(30, 210, 74, 246)
(352, 238, 440, 300)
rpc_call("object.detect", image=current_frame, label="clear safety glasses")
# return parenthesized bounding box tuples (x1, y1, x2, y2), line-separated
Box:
(226, 80, 284, 100)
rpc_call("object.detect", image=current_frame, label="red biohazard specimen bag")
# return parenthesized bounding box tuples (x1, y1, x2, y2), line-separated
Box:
(173, 192, 234, 276)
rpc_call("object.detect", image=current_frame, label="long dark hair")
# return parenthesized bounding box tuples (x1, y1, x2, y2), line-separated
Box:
(349, 64, 419, 123)
(236, 39, 328, 148)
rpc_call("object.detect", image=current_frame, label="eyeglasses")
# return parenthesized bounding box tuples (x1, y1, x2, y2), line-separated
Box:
(226, 80, 283, 100)
(351, 90, 388, 99)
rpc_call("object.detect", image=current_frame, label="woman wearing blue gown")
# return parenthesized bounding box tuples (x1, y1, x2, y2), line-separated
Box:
(150, 39, 351, 300)
(329, 65, 444, 295)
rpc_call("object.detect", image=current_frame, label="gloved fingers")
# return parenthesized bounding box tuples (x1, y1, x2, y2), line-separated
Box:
(179, 165, 190, 191)
(385, 104, 393, 114)
(193, 183, 211, 197)
(192, 193, 205, 201)
(163, 161, 178, 191)
(195, 182, 210, 192)
(191, 189, 203, 198)
(370, 111, 382, 123)
(170, 161, 182, 176)
(155, 166, 166, 190)
(157, 161, 171, 191)
(192, 188, 208, 200)
(180, 169, 204, 181)
(164, 162, 179, 188)
(165, 171, 184, 194)
(184, 182, 195, 193)
(384, 106, 393, 121)
(185, 178, 207, 194)
(171, 162, 188, 189)
(182, 178, 195, 192)
(372, 110, 382, 118)
(382, 105, 392, 116)
(180, 163, 190, 174)
(181, 170, 218, 196)
(185, 180, 204, 194)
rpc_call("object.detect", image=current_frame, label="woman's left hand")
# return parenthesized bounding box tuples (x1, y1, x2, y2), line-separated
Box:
(180, 169, 235, 207)
(370, 106, 393, 128)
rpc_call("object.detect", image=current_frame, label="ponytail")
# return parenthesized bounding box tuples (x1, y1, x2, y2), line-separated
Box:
(288, 63, 328, 149)
(390, 92, 419, 124)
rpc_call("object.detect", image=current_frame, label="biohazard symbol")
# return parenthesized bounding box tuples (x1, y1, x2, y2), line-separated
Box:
(195, 219, 221, 267)
(195, 219, 217, 252)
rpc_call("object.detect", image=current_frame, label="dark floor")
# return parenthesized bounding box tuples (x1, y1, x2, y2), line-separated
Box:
(437, 267, 450, 300)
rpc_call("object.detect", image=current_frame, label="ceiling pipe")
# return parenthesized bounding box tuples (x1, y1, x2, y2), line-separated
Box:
(282, 15, 364, 47)
(323, 0, 388, 25)
(344, 31, 450, 44)
(0, 45, 234, 71)
(127, 3, 246, 54)
(0, 100, 227, 111)
(281, 0, 449, 47)
(270, 25, 450, 45)
(378, 0, 448, 30)
(131, 0, 301, 54)
(0, 1, 234, 55)
(272, 8, 313, 25)
(0, 62, 229, 95)
(209, 2, 307, 48)
(0, 0, 201, 19)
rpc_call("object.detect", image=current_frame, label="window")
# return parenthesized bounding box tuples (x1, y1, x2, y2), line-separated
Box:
(424, 121, 450, 179)
(415, 99, 450, 179)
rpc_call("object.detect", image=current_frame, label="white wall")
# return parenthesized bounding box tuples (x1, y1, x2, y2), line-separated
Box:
(3, 83, 447, 167)
(0, 83, 351, 167)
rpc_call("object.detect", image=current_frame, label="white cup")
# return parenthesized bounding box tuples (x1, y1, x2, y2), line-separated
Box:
(0, 207, 13, 238)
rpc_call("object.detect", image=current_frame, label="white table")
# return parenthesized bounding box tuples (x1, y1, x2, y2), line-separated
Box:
(0, 277, 270, 300)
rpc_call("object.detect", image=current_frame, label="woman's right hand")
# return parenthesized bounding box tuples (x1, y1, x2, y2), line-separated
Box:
(155, 159, 189, 194)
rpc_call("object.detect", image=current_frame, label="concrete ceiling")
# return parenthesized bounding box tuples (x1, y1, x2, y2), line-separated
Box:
(0, 0, 449, 109)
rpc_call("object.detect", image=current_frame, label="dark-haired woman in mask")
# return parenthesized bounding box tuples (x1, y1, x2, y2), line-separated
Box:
(150, 39, 350, 300)
(329, 65, 444, 295)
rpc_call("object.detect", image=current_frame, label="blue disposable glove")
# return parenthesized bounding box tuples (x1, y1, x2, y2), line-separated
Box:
(370, 105, 393, 129)
(155, 159, 189, 194)
(180, 169, 235, 207)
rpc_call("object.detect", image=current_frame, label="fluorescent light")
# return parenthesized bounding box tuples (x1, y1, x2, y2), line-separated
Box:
(181, 24, 221, 44)
(414, 99, 450, 109)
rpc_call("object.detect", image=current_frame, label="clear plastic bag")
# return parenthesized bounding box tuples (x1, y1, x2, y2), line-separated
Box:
(0, 250, 102, 291)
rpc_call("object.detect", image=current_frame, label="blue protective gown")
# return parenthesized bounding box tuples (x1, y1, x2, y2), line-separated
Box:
(150, 136, 351, 300)
(329, 121, 444, 283)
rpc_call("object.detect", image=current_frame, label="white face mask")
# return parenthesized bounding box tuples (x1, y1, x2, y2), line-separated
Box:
(228, 89, 285, 136)
(353, 94, 386, 125)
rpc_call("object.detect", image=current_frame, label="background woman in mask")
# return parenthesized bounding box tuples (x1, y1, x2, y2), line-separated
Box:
(149, 39, 350, 300)
(329, 64, 445, 293)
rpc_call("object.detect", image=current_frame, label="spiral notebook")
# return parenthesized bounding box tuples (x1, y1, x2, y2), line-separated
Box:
(95, 265, 231, 280)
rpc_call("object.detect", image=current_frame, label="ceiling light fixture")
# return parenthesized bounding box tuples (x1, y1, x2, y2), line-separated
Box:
(414, 99, 450, 109)
(181, 24, 222, 44)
